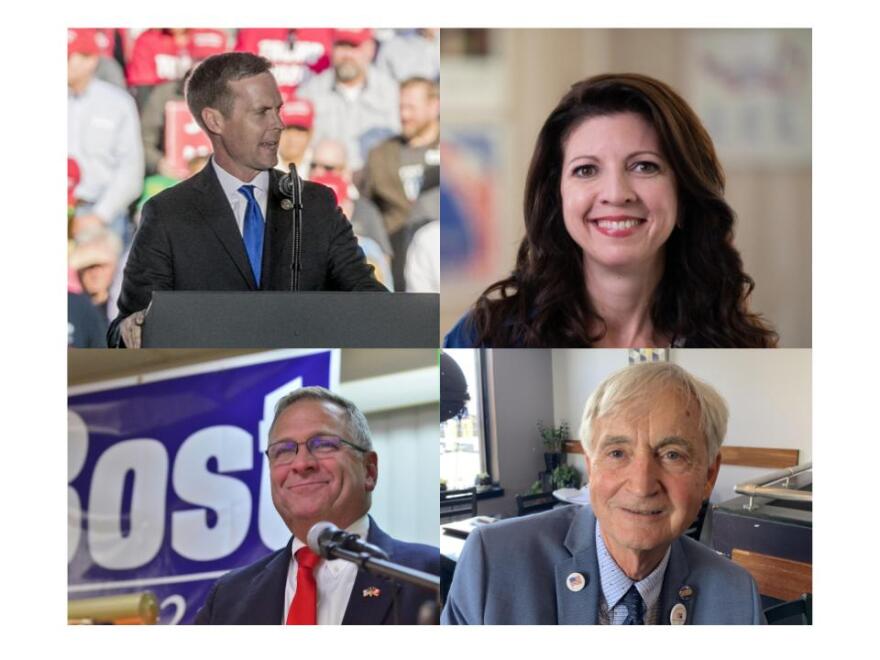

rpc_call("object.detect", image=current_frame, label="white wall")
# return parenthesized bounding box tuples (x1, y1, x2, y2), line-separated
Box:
(550, 349, 811, 504)
(484, 349, 555, 517)
(367, 403, 440, 548)
(675, 349, 811, 502)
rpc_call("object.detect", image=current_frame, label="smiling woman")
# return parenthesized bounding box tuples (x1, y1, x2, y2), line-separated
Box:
(443, 73, 778, 348)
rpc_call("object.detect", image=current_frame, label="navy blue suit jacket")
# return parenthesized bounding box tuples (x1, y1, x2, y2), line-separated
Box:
(442, 505, 763, 625)
(195, 518, 439, 625)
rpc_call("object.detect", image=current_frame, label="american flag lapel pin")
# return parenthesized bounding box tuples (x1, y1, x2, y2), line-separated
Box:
(362, 586, 381, 598)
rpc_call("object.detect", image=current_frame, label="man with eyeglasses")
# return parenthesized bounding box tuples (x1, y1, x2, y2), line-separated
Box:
(442, 362, 765, 625)
(195, 386, 439, 624)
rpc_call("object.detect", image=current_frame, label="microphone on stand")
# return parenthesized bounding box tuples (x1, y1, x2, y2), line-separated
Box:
(277, 162, 303, 291)
(306, 521, 390, 560)
(306, 520, 441, 625)
(277, 165, 303, 200)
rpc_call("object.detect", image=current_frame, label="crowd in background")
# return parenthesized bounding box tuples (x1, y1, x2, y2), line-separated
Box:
(68, 27, 440, 347)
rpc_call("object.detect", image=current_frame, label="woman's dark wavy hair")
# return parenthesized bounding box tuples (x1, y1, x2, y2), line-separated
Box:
(471, 73, 778, 347)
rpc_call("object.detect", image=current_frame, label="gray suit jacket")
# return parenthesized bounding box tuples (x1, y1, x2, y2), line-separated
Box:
(442, 505, 764, 625)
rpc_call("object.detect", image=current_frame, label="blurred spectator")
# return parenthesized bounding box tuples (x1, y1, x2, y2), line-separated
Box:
(361, 77, 439, 290)
(67, 157, 81, 237)
(311, 139, 391, 257)
(404, 187, 440, 293)
(310, 138, 349, 180)
(277, 96, 315, 173)
(68, 28, 144, 243)
(89, 28, 127, 89)
(127, 28, 228, 109)
(68, 237, 107, 348)
(376, 29, 440, 83)
(68, 291, 108, 347)
(140, 37, 226, 178)
(311, 172, 393, 290)
(235, 28, 332, 96)
(69, 229, 123, 322)
(140, 76, 186, 177)
(298, 29, 400, 171)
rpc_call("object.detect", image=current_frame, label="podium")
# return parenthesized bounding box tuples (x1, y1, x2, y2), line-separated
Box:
(141, 291, 439, 348)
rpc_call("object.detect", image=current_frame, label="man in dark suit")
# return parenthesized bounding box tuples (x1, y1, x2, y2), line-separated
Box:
(109, 52, 386, 347)
(195, 386, 439, 625)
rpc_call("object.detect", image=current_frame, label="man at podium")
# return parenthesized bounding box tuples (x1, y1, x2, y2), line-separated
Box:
(108, 52, 386, 347)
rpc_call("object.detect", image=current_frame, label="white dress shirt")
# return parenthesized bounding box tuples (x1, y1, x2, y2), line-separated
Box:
(283, 515, 370, 624)
(211, 159, 269, 236)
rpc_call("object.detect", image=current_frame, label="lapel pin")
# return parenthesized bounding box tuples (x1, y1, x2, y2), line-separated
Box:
(281, 199, 294, 211)
(566, 572, 586, 592)
(670, 603, 687, 625)
(362, 586, 381, 598)
(678, 585, 694, 600)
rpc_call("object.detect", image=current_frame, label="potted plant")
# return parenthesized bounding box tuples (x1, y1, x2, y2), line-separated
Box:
(440, 478, 447, 492)
(525, 480, 544, 496)
(550, 463, 581, 490)
(538, 420, 569, 472)
(474, 472, 493, 491)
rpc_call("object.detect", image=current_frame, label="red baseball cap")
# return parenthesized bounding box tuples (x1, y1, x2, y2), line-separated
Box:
(68, 28, 101, 56)
(332, 29, 373, 46)
(280, 97, 314, 130)
(310, 172, 349, 206)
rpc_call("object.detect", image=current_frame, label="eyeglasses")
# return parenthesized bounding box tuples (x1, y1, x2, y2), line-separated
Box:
(265, 435, 366, 465)
(311, 162, 342, 173)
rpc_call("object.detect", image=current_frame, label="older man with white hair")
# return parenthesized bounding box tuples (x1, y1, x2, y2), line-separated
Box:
(442, 362, 764, 625)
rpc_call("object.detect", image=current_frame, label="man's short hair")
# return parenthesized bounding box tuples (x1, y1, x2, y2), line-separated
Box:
(185, 52, 273, 131)
(269, 386, 373, 451)
(400, 76, 438, 100)
(579, 362, 728, 462)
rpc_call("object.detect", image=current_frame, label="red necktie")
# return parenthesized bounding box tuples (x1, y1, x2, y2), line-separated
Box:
(286, 547, 320, 625)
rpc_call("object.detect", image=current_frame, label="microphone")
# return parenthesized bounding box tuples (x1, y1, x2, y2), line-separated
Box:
(306, 521, 390, 561)
(277, 162, 303, 291)
(276, 163, 303, 204)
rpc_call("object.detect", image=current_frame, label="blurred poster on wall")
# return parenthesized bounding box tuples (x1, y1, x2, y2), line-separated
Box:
(687, 29, 811, 166)
(68, 350, 339, 624)
(440, 128, 500, 277)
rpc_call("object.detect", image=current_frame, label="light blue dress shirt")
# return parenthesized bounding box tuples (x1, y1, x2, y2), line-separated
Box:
(596, 523, 671, 625)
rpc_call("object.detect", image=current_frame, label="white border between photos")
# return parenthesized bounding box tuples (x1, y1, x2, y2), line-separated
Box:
(3, 0, 878, 656)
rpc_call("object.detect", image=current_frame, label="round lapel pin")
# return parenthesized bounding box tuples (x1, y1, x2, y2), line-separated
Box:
(281, 199, 294, 211)
(670, 602, 687, 625)
(566, 572, 586, 592)
(678, 585, 694, 600)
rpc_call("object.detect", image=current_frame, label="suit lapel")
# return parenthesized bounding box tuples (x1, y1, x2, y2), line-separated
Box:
(192, 162, 257, 289)
(341, 517, 397, 625)
(658, 537, 694, 625)
(238, 541, 292, 624)
(556, 507, 601, 624)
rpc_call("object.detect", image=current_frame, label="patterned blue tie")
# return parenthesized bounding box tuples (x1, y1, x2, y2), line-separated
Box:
(238, 184, 265, 287)
(621, 585, 645, 625)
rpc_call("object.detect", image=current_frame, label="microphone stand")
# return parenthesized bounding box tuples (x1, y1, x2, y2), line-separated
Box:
(286, 162, 303, 291)
(322, 542, 441, 625)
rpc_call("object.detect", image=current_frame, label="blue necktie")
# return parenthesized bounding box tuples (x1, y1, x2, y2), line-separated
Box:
(621, 585, 645, 625)
(238, 184, 265, 287)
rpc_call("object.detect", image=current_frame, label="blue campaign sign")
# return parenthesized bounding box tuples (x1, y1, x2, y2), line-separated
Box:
(68, 350, 340, 624)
